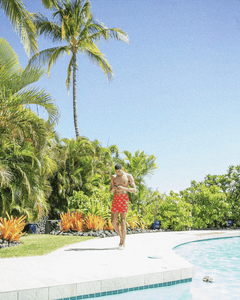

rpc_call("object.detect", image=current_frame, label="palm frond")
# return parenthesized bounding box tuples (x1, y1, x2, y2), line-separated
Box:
(78, 0, 91, 19)
(28, 46, 70, 76)
(0, 0, 38, 56)
(80, 17, 129, 44)
(14, 87, 59, 124)
(0, 38, 21, 75)
(33, 12, 62, 42)
(41, 0, 59, 9)
(14, 164, 31, 195)
(91, 26, 129, 44)
(77, 13, 97, 41)
(46, 46, 70, 75)
(83, 44, 113, 81)
(63, 0, 91, 30)
(0, 165, 12, 188)
(9, 67, 45, 95)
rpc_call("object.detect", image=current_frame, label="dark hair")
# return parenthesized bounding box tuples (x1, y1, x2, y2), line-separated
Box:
(115, 163, 123, 170)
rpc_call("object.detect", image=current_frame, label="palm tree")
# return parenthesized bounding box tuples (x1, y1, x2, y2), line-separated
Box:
(0, 38, 59, 220)
(0, 0, 38, 56)
(47, 137, 114, 218)
(0, 38, 59, 142)
(120, 150, 158, 186)
(28, 0, 129, 138)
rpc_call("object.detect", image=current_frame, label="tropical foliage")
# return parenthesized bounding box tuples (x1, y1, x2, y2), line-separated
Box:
(85, 214, 106, 231)
(47, 138, 113, 218)
(59, 211, 85, 232)
(0, 0, 38, 56)
(156, 192, 192, 231)
(0, 38, 59, 221)
(0, 212, 26, 243)
(0, 0, 63, 55)
(114, 150, 158, 210)
(59, 211, 106, 232)
(181, 183, 230, 229)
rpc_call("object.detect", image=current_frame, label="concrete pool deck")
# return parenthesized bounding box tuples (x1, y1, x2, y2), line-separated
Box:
(1, 229, 240, 300)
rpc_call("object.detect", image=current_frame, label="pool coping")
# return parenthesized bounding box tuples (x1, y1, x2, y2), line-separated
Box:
(1, 229, 240, 300)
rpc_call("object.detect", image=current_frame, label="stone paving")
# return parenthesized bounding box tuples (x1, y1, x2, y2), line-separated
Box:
(1, 230, 240, 300)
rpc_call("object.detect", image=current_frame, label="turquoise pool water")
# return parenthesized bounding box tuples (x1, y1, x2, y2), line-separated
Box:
(174, 237, 240, 300)
(99, 236, 240, 300)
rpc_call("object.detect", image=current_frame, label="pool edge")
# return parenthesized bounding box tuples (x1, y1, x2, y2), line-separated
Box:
(1, 230, 240, 300)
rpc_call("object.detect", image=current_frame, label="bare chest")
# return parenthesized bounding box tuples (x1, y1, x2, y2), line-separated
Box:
(113, 174, 129, 187)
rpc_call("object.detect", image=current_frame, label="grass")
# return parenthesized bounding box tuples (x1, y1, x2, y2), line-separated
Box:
(0, 234, 95, 258)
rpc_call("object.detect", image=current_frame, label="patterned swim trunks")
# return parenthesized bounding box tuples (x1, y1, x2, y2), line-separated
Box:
(111, 194, 129, 214)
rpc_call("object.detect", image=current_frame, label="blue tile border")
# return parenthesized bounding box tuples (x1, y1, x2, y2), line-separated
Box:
(58, 278, 192, 300)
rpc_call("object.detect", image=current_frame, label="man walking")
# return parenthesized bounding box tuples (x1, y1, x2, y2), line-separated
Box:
(110, 163, 136, 249)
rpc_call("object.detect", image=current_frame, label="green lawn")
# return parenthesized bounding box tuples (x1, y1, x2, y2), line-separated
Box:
(0, 234, 95, 258)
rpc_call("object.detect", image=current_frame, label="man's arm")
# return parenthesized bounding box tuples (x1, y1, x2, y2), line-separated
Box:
(116, 174, 137, 193)
(127, 174, 137, 193)
(110, 176, 116, 194)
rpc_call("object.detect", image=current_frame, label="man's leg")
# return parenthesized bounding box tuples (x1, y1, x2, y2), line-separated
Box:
(111, 212, 122, 242)
(120, 212, 127, 246)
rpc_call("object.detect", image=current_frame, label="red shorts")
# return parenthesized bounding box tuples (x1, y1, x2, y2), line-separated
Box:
(111, 194, 129, 214)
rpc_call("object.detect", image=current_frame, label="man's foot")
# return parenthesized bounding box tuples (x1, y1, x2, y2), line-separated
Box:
(119, 238, 125, 249)
(119, 237, 123, 246)
(119, 238, 125, 246)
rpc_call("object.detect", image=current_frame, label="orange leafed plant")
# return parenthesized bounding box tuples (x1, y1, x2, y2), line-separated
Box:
(74, 219, 85, 231)
(104, 220, 114, 231)
(128, 215, 139, 230)
(138, 220, 145, 230)
(71, 212, 85, 232)
(59, 212, 110, 232)
(59, 212, 85, 232)
(59, 212, 72, 232)
(85, 215, 106, 231)
(37, 203, 42, 218)
(0, 212, 26, 243)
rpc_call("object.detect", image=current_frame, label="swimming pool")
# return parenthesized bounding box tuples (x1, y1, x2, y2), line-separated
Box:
(98, 237, 240, 300)
(174, 237, 240, 300)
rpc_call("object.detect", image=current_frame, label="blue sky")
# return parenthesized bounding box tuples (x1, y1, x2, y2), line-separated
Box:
(1, 0, 240, 193)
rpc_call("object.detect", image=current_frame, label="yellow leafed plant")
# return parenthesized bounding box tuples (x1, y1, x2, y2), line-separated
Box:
(85, 215, 106, 231)
(138, 220, 146, 230)
(128, 215, 139, 230)
(0, 213, 26, 243)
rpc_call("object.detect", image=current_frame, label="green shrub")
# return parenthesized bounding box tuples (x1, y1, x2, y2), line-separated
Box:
(67, 189, 112, 219)
(157, 191, 192, 231)
(182, 183, 230, 229)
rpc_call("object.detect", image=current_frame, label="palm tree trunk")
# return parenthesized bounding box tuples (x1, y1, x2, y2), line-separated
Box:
(72, 52, 80, 138)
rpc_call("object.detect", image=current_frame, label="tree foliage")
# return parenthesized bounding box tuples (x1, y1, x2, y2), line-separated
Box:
(156, 191, 192, 231)
(0, 0, 38, 56)
(0, 38, 59, 221)
(47, 137, 113, 218)
(181, 183, 230, 229)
